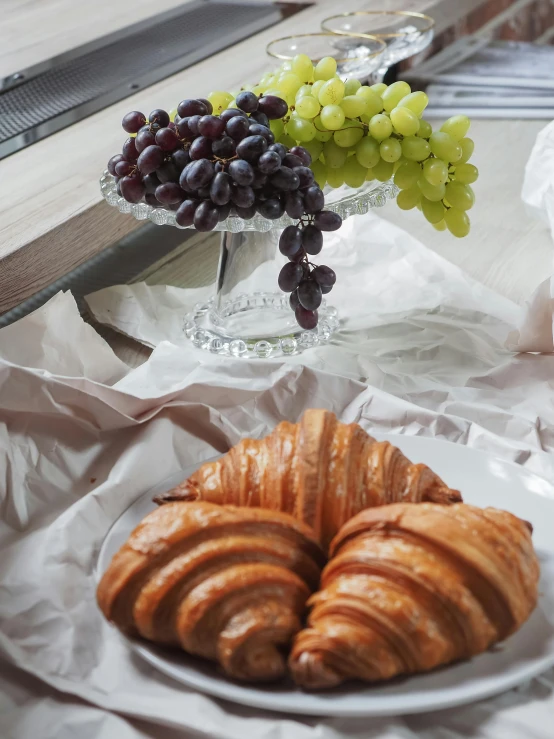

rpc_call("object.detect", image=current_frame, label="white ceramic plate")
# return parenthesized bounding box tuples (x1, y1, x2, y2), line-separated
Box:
(97, 436, 554, 717)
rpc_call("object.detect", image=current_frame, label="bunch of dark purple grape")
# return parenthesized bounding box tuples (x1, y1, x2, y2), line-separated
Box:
(107, 92, 341, 330)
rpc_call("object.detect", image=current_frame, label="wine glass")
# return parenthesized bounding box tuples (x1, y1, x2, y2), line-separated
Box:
(266, 32, 386, 81)
(321, 11, 434, 82)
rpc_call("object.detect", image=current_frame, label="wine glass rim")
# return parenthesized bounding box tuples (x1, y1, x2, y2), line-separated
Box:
(266, 31, 386, 63)
(322, 11, 435, 39)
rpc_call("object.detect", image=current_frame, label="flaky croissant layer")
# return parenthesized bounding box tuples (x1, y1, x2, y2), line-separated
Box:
(289, 502, 540, 689)
(156, 409, 461, 549)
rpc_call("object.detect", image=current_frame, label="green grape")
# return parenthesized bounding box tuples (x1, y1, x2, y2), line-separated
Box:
(355, 137, 380, 168)
(281, 61, 293, 72)
(296, 96, 320, 119)
(418, 177, 445, 202)
(394, 160, 422, 189)
(344, 78, 362, 95)
(314, 56, 337, 80)
(263, 88, 284, 99)
(370, 82, 387, 96)
(340, 95, 367, 118)
(296, 84, 314, 100)
(169, 108, 178, 122)
(444, 207, 470, 237)
(292, 53, 314, 81)
(334, 121, 364, 148)
(416, 119, 433, 138)
(459, 137, 475, 164)
(313, 116, 333, 141)
(379, 137, 402, 163)
(318, 78, 345, 106)
(401, 136, 431, 161)
(320, 104, 346, 131)
(397, 91, 429, 116)
(252, 85, 265, 96)
(369, 114, 393, 141)
(373, 158, 394, 182)
(343, 157, 368, 188)
(397, 186, 421, 210)
(269, 118, 285, 138)
(453, 163, 479, 184)
(227, 99, 238, 109)
(440, 115, 470, 141)
(327, 165, 345, 188)
(390, 107, 420, 136)
(423, 158, 448, 186)
(287, 116, 316, 142)
(323, 138, 348, 168)
(311, 79, 325, 99)
(311, 159, 327, 188)
(259, 73, 273, 87)
(432, 219, 447, 231)
(393, 157, 404, 174)
(278, 133, 297, 149)
(382, 80, 411, 112)
(356, 89, 384, 118)
(429, 132, 462, 162)
(278, 73, 303, 97)
(445, 181, 475, 211)
(304, 138, 323, 160)
(421, 197, 445, 224)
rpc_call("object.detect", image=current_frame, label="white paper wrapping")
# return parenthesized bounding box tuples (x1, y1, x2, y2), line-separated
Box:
(2, 210, 554, 738)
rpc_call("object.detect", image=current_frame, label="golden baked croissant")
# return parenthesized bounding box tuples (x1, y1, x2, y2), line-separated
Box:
(155, 409, 461, 549)
(97, 501, 325, 682)
(289, 502, 539, 689)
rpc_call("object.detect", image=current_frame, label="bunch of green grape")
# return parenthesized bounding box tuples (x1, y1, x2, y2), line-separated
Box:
(207, 54, 478, 238)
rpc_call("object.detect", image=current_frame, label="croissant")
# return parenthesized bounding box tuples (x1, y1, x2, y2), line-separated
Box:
(97, 501, 325, 682)
(289, 502, 539, 689)
(155, 409, 461, 550)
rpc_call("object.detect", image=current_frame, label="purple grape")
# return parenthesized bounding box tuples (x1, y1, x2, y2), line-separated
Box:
(251, 170, 267, 189)
(283, 154, 303, 170)
(155, 127, 179, 151)
(176, 117, 196, 140)
(258, 95, 288, 120)
(249, 123, 274, 143)
(293, 167, 314, 189)
(149, 109, 170, 128)
(156, 161, 180, 183)
(189, 136, 213, 160)
(321, 284, 333, 294)
(137, 145, 164, 175)
(193, 201, 219, 231)
(168, 201, 181, 211)
(290, 146, 312, 166)
(314, 211, 342, 232)
(220, 108, 248, 123)
(228, 159, 254, 185)
(234, 204, 256, 219)
(226, 116, 250, 141)
(290, 290, 300, 310)
(278, 262, 304, 292)
(122, 137, 139, 161)
(285, 191, 305, 219)
(312, 265, 336, 287)
(270, 167, 300, 191)
(155, 182, 183, 205)
(279, 225, 303, 256)
(197, 186, 211, 199)
(122, 111, 146, 133)
(177, 99, 208, 117)
(198, 98, 213, 114)
(231, 185, 255, 208)
(185, 159, 215, 189)
(108, 154, 124, 175)
(236, 91, 259, 113)
(269, 143, 287, 160)
(210, 172, 232, 205)
(298, 280, 322, 310)
(212, 136, 236, 158)
(302, 224, 323, 255)
(145, 193, 162, 207)
(136, 126, 156, 153)
(143, 172, 161, 194)
(179, 168, 195, 193)
(257, 197, 284, 219)
(116, 180, 122, 196)
(257, 150, 281, 175)
(250, 110, 270, 128)
(304, 185, 324, 213)
(172, 148, 190, 171)
(120, 175, 145, 203)
(115, 160, 133, 177)
(295, 306, 318, 329)
(176, 199, 199, 227)
(168, 121, 176, 131)
(214, 161, 225, 173)
(198, 115, 226, 139)
(188, 115, 201, 135)
(218, 202, 232, 221)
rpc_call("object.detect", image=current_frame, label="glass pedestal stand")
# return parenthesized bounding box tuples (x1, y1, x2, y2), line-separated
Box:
(100, 173, 398, 358)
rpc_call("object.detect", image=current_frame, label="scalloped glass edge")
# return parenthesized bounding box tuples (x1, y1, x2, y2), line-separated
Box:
(99, 172, 399, 233)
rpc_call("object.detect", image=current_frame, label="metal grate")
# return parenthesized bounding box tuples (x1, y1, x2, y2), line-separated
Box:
(0, 0, 308, 159)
